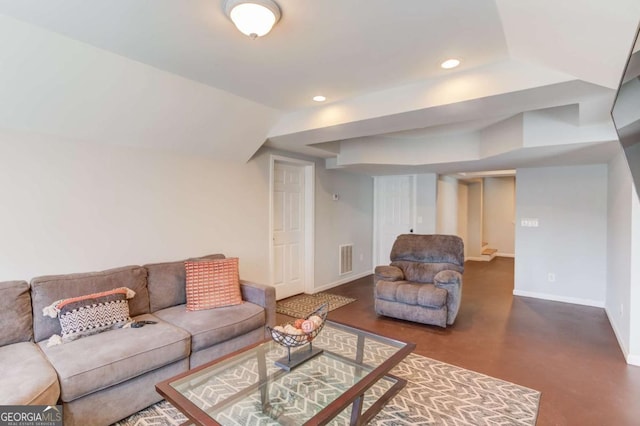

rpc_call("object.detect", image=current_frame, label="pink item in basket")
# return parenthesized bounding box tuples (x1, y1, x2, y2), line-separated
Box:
(301, 320, 315, 333)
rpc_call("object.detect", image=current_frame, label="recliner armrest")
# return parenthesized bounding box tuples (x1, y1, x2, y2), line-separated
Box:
(434, 270, 463, 326)
(374, 265, 404, 282)
(434, 270, 462, 287)
(240, 280, 276, 337)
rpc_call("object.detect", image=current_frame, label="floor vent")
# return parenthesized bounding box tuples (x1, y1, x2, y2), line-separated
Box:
(339, 244, 353, 275)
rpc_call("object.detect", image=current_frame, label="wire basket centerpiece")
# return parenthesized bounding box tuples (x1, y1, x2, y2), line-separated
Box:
(267, 303, 328, 371)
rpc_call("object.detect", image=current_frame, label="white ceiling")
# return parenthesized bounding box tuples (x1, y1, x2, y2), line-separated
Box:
(0, 0, 639, 174)
(0, 0, 509, 110)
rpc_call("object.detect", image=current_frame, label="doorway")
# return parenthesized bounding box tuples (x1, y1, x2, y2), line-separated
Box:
(269, 156, 315, 300)
(373, 175, 416, 265)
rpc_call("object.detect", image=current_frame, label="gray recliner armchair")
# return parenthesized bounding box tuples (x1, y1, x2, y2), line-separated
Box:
(374, 234, 464, 327)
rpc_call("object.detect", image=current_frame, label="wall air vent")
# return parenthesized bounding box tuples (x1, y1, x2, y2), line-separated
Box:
(339, 244, 353, 275)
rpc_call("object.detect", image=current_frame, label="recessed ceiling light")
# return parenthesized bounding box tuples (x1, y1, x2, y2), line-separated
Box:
(441, 59, 460, 69)
(313, 95, 326, 102)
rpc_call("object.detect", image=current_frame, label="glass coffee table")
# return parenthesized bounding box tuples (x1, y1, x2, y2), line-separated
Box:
(156, 321, 415, 425)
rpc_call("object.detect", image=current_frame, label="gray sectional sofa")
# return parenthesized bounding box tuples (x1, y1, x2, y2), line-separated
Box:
(0, 254, 275, 426)
(0, 280, 60, 406)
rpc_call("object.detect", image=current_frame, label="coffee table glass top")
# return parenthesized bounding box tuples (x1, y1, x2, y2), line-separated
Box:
(165, 321, 413, 425)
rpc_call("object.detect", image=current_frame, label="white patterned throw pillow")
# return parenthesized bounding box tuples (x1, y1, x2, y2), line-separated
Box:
(43, 287, 135, 346)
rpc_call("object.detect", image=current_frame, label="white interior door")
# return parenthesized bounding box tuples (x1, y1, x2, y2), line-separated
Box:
(374, 175, 416, 265)
(272, 162, 306, 299)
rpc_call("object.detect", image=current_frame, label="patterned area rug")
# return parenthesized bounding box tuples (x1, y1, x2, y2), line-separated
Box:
(114, 353, 540, 426)
(275, 292, 356, 318)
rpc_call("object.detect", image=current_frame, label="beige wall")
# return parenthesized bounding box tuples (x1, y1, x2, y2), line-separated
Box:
(466, 181, 484, 258)
(457, 183, 469, 258)
(436, 175, 458, 234)
(483, 176, 515, 255)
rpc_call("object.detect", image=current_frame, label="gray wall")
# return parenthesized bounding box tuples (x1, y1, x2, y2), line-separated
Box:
(314, 162, 374, 289)
(607, 147, 640, 364)
(514, 165, 607, 306)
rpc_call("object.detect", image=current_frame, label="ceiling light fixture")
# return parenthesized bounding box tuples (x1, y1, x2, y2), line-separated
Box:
(313, 95, 326, 102)
(441, 59, 461, 69)
(224, 0, 281, 40)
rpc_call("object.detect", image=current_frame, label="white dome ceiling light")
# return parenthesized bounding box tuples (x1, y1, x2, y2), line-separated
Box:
(224, 0, 281, 40)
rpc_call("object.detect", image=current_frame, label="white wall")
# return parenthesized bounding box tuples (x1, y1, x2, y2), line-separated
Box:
(483, 176, 515, 255)
(436, 175, 458, 234)
(0, 130, 373, 291)
(514, 165, 607, 307)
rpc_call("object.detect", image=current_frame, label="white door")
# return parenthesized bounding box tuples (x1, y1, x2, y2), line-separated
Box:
(374, 175, 416, 265)
(272, 162, 306, 299)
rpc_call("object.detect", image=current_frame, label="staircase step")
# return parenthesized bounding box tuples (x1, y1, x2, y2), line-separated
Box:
(482, 248, 497, 255)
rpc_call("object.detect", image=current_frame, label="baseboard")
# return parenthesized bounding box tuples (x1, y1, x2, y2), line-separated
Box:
(605, 307, 640, 366)
(627, 354, 640, 366)
(497, 253, 515, 258)
(512, 289, 605, 308)
(605, 307, 631, 362)
(312, 270, 372, 293)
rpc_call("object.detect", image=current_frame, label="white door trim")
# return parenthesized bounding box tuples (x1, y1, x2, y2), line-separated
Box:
(269, 155, 315, 296)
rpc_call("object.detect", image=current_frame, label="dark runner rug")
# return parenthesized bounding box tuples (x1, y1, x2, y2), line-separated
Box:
(275, 292, 356, 318)
(114, 353, 540, 425)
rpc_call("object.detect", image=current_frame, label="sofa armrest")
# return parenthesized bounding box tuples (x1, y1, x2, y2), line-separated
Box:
(434, 270, 463, 325)
(374, 265, 404, 282)
(240, 280, 276, 337)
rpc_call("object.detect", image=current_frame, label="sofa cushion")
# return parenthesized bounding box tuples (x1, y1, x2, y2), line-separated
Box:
(0, 281, 33, 346)
(375, 280, 447, 308)
(31, 266, 149, 343)
(145, 254, 225, 312)
(0, 342, 60, 405)
(185, 258, 242, 311)
(153, 302, 265, 352)
(39, 313, 190, 402)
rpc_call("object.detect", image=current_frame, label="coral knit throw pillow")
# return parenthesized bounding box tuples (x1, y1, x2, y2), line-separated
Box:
(185, 258, 243, 311)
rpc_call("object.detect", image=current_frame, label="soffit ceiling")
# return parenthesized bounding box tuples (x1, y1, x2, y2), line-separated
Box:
(0, 0, 639, 174)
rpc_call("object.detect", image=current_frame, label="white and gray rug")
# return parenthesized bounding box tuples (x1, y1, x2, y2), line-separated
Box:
(114, 353, 540, 426)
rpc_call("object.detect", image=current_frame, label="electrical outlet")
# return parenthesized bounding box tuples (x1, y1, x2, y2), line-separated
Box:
(521, 218, 539, 227)
(547, 273, 556, 282)
(359, 254, 363, 262)
(620, 304, 624, 318)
